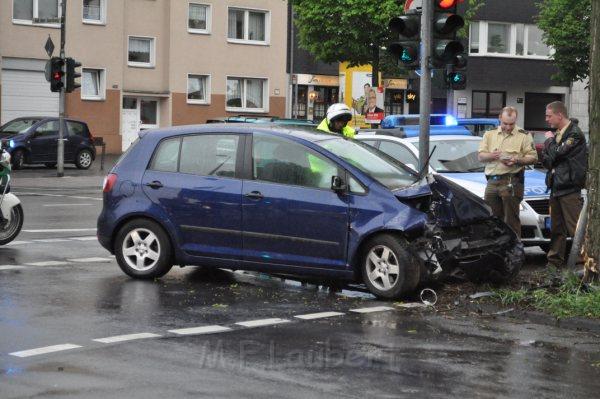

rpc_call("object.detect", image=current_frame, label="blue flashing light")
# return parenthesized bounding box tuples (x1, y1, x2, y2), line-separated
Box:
(445, 115, 458, 126)
(9, 140, 15, 148)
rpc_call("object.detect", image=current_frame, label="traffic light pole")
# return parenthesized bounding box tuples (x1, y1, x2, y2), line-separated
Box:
(57, 0, 67, 177)
(418, 0, 432, 175)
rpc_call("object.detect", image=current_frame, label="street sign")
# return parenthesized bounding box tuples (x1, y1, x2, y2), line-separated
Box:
(44, 36, 55, 57)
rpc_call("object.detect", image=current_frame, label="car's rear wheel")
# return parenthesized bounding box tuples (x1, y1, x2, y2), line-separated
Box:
(361, 234, 420, 299)
(75, 149, 93, 169)
(11, 149, 24, 170)
(114, 219, 173, 279)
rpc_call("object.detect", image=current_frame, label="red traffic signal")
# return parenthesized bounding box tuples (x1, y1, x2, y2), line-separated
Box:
(49, 57, 64, 93)
(436, 0, 459, 10)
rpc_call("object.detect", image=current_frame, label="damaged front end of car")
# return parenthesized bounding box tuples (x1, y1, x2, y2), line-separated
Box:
(395, 174, 525, 284)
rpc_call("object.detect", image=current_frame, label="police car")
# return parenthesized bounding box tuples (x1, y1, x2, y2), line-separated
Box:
(355, 132, 551, 250)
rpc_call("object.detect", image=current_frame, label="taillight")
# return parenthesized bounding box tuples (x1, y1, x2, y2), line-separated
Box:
(103, 173, 118, 193)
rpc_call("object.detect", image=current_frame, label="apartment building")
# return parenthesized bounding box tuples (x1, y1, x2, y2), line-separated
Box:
(0, 0, 288, 153)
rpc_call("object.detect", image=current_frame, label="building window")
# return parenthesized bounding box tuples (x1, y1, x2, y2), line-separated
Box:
(472, 91, 506, 118)
(13, 0, 60, 26)
(187, 74, 210, 104)
(226, 77, 268, 112)
(81, 68, 105, 100)
(469, 21, 552, 59)
(227, 8, 269, 44)
(188, 3, 210, 34)
(128, 36, 155, 67)
(83, 0, 106, 24)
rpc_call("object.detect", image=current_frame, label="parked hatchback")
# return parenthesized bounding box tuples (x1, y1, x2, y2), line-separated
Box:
(0, 117, 96, 169)
(98, 124, 524, 299)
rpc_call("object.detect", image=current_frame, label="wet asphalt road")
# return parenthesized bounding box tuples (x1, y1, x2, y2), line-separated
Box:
(1, 167, 600, 398)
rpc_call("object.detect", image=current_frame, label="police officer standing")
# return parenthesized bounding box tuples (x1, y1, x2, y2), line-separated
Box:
(542, 101, 588, 268)
(478, 107, 538, 236)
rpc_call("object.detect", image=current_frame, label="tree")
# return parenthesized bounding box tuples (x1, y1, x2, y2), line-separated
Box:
(292, 0, 404, 86)
(536, 0, 591, 83)
(584, 0, 599, 279)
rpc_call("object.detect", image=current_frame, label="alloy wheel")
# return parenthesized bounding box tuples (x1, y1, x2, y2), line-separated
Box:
(365, 245, 401, 291)
(121, 228, 161, 271)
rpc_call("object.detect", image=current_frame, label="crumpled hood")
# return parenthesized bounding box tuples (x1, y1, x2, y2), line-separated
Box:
(440, 169, 549, 198)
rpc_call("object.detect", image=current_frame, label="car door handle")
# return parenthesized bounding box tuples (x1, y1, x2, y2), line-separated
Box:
(145, 180, 163, 189)
(244, 191, 263, 200)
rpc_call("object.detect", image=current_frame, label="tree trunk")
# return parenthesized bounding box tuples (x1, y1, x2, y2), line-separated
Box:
(583, 0, 600, 279)
(372, 45, 380, 88)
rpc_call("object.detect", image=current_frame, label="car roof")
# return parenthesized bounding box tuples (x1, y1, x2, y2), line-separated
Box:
(356, 134, 481, 143)
(5, 116, 87, 124)
(138, 123, 336, 143)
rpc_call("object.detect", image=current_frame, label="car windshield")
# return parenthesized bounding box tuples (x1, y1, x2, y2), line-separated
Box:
(315, 138, 418, 190)
(0, 119, 40, 135)
(409, 138, 485, 173)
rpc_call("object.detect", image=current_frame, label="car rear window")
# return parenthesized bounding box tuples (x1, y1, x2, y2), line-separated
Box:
(179, 134, 239, 178)
(67, 121, 89, 137)
(149, 138, 181, 172)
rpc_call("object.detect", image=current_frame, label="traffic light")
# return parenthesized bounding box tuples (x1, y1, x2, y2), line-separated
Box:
(65, 58, 82, 93)
(432, 0, 465, 66)
(388, 13, 421, 69)
(446, 54, 467, 90)
(49, 57, 64, 93)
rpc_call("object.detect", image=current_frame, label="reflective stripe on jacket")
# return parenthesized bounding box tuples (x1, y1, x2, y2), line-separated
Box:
(317, 119, 356, 139)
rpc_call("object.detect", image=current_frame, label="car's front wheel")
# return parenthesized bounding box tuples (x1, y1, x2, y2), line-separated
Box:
(11, 149, 25, 170)
(75, 149, 93, 169)
(361, 234, 420, 299)
(114, 219, 173, 279)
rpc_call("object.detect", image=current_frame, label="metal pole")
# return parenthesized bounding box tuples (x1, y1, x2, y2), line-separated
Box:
(567, 195, 588, 270)
(418, 1, 432, 173)
(57, 0, 67, 177)
(289, 4, 295, 119)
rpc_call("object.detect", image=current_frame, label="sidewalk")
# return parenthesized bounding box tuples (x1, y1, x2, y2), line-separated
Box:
(10, 155, 119, 190)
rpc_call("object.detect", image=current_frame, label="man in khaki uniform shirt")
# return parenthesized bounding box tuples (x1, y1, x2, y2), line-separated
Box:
(478, 107, 538, 236)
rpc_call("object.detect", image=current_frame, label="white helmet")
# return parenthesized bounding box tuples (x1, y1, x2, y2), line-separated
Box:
(326, 103, 353, 124)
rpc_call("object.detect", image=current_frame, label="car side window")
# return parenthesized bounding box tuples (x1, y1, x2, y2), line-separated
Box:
(67, 121, 87, 137)
(149, 137, 181, 172)
(360, 140, 378, 147)
(180, 134, 239, 178)
(253, 135, 338, 190)
(34, 121, 59, 137)
(378, 141, 419, 169)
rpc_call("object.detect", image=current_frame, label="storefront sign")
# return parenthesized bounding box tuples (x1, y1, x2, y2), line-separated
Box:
(406, 90, 418, 103)
(295, 74, 339, 87)
(390, 91, 404, 103)
(383, 79, 408, 90)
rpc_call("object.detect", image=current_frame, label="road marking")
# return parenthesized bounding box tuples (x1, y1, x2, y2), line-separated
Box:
(43, 204, 94, 207)
(25, 261, 70, 267)
(33, 238, 71, 243)
(0, 265, 26, 271)
(67, 257, 112, 263)
(294, 311, 345, 320)
(5, 241, 32, 246)
(235, 318, 290, 328)
(14, 192, 102, 201)
(10, 344, 82, 358)
(23, 228, 97, 233)
(68, 236, 98, 241)
(169, 325, 232, 335)
(349, 306, 395, 314)
(93, 333, 161, 344)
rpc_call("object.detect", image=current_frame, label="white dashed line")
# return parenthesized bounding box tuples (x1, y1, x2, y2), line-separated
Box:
(68, 236, 98, 241)
(25, 261, 70, 267)
(33, 238, 71, 243)
(349, 306, 395, 314)
(169, 325, 232, 335)
(22, 228, 97, 233)
(43, 204, 94, 207)
(235, 318, 290, 328)
(10, 344, 82, 358)
(294, 311, 345, 320)
(0, 265, 26, 271)
(5, 241, 32, 246)
(67, 257, 112, 263)
(93, 333, 161, 344)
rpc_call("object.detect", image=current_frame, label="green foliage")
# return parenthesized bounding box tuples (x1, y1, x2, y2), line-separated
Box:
(458, 0, 486, 38)
(494, 272, 600, 319)
(536, 0, 592, 82)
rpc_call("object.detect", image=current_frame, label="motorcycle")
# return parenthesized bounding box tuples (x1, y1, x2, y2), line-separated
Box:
(0, 148, 23, 245)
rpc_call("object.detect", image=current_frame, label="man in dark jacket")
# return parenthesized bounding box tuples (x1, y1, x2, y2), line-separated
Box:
(542, 101, 588, 267)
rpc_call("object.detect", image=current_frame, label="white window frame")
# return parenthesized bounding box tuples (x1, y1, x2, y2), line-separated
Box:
(82, 0, 107, 25)
(12, 0, 61, 28)
(187, 73, 211, 105)
(225, 76, 269, 113)
(188, 2, 211, 35)
(81, 67, 106, 101)
(227, 7, 270, 46)
(469, 21, 553, 60)
(127, 36, 156, 68)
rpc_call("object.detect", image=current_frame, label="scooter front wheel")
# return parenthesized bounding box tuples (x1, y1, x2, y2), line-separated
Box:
(0, 204, 24, 245)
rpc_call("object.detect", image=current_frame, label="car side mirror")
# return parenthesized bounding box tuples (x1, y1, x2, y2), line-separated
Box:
(331, 176, 347, 192)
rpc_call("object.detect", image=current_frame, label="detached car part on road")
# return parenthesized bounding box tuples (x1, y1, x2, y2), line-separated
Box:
(97, 125, 523, 299)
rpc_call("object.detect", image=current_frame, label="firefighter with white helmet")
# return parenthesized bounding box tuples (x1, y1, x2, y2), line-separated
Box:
(317, 103, 356, 138)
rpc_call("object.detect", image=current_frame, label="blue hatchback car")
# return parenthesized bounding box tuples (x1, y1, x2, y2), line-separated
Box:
(98, 124, 524, 299)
